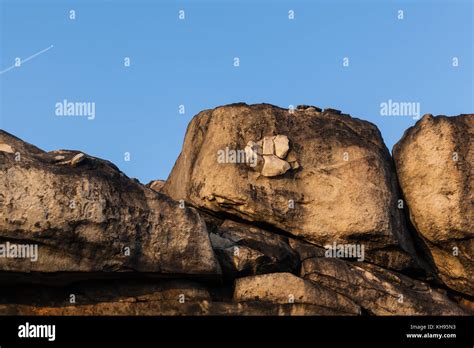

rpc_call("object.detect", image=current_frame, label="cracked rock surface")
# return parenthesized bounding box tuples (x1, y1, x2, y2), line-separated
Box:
(162, 103, 419, 272)
(393, 114, 474, 295)
(0, 130, 221, 278)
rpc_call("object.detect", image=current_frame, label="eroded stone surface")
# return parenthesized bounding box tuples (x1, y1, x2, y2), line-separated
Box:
(301, 257, 468, 315)
(261, 155, 291, 177)
(210, 220, 299, 278)
(0, 143, 14, 153)
(273, 135, 289, 159)
(146, 179, 165, 193)
(162, 103, 419, 271)
(0, 130, 221, 278)
(393, 114, 474, 295)
(233, 272, 360, 315)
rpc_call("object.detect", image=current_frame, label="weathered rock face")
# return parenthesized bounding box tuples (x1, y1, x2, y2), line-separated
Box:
(233, 272, 360, 315)
(146, 179, 165, 193)
(393, 114, 474, 296)
(288, 238, 326, 261)
(300, 257, 467, 315)
(162, 103, 417, 271)
(1, 106, 471, 317)
(209, 220, 299, 278)
(0, 130, 221, 278)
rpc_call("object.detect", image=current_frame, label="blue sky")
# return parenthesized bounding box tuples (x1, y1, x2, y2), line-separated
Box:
(1, 0, 472, 183)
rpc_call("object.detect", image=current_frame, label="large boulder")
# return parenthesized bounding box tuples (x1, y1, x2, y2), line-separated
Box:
(163, 103, 417, 270)
(301, 257, 468, 315)
(393, 114, 473, 295)
(0, 130, 221, 279)
(233, 272, 360, 315)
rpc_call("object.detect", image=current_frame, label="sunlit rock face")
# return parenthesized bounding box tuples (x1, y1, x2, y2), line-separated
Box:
(393, 113, 474, 296)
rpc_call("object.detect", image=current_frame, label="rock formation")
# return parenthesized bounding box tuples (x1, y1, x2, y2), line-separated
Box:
(393, 114, 473, 296)
(209, 219, 300, 278)
(0, 131, 220, 278)
(0, 104, 472, 316)
(234, 272, 361, 315)
(162, 103, 418, 272)
(146, 179, 165, 193)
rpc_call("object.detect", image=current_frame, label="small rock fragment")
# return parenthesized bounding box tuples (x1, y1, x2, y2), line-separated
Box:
(262, 136, 275, 155)
(70, 153, 86, 167)
(261, 155, 291, 177)
(245, 141, 264, 168)
(290, 161, 300, 169)
(0, 143, 14, 153)
(286, 152, 297, 162)
(147, 180, 165, 193)
(233, 272, 360, 314)
(53, 155, 66, 162)
(273, 135, 289, 159)
(296, 105, 322, 112)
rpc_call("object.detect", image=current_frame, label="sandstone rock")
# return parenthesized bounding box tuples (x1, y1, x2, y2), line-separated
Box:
(146, 179, 165, 193)
(0, 130, 221, 279)
(286, 151, 300, 170)
(210, 240, 265, 277)
(162, 103, 418, 271)
(52, 155, 66, 162)
(261, 155, 291, 177)
(286, 151, 297, 162)
(301, 257, 468, 315)
(296, 105, 322, 112)
(244, 141, 263, 169)
(210, 220, 299, 278)
(290, 161, 300, 170)
(70, 153, 86, 167)
(51, 150, 87, 166)
(246, 136, 293, 175)
(245, 141, 262, 155)
(393, 114, 474, 296)
(233, 272, 360, 315)
(288, 238, 326, 261)
(1, 109, 471, 317)
(273, 135, 289, 158)
(0, 143, 14, 153)
(262, 136, 274, 155)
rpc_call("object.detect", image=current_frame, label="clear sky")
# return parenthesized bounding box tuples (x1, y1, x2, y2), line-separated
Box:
(1, 0, 472, 183)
